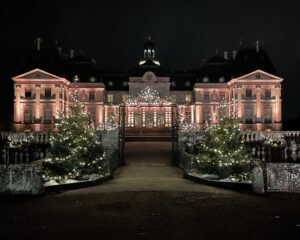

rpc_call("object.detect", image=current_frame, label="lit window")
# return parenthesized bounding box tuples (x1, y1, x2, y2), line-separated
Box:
(107, 94, 113, 103)
(265, 89, 271, 99)
(24, 106, 32, 123)
(220, 92, 225, 100)
(88, 108, 96, 123)
(203, 92, 209, 101)
(45, 88, 51, 98)
(89, 92, 95, 101)
(44, 106, 52, 122)
(203, 108, 210, 123)
(25, 89, 32, 98)
(245, 89, 252, 98)
(245, 106, 253, 123)
(264, 106, 272, 123)
(185, 111, 192, 123)
(185, 94, 192, 102)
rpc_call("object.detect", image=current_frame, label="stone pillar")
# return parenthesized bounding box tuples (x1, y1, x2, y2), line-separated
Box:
(275, 86, 282, 123)
(98, 106, 103, 127)
(154, 107, 157, 127)
(35, 86, 41, 121)
(14, 85, 22, 123)
(237, 87, 242, 119)
(142, 107, 145, 127)
(191, 105, 194, 124)
(104, 105, 108, 124)
(195, 105, 201, 126)
(256, 86, 261, 121)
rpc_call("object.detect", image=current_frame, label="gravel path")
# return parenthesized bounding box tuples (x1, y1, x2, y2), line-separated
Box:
(1, 142, 300, 240)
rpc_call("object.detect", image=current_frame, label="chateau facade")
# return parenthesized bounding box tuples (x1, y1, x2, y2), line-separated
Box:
(12, 38, 283, 132)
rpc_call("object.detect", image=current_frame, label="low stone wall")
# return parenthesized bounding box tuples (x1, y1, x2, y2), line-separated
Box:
(266, 163, 300, 193)
(0, 163, 44, 195)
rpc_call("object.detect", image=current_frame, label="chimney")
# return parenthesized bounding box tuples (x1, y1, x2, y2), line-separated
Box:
(232, 50, 238, 60)
(70, 49, 75, 58)
(36, 37, 43, 51)
(57, 47, 63, 55)
(224, 51, 229, 60)
(255, 40, 260, 52)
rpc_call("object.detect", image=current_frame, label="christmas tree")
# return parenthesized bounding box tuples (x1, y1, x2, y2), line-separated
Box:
(43, 92, 107, 182)
(193, 114, 258, 180)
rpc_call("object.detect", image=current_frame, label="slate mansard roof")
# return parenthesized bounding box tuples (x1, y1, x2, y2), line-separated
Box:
(22, 43, 279, 90)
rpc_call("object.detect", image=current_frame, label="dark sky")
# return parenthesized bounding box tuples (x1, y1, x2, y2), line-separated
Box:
(1, 0, 300, 128)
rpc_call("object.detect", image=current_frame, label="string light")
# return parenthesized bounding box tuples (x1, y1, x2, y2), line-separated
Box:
(125, 86, 172, 106)
(42, 80, 108, 183)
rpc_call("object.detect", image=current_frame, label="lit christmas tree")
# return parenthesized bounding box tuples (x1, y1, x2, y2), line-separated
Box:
(193, 100, 258, 180)
(43, 88, 107, 182)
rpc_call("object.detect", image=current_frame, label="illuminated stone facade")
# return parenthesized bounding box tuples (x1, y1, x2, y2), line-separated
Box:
(12, 39, 283, 131)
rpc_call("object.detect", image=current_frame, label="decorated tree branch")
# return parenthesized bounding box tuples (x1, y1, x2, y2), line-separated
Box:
(193, 99, 259, 181)
(43, 89, 107, 182)
(193, 116, 258, 180)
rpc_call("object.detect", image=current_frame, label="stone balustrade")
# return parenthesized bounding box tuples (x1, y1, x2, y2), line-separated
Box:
(0, 132, 51, 144)
(241, 131, 300, 143)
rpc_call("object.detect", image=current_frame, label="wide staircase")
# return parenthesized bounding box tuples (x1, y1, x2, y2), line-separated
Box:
(125, 127, 172, 142)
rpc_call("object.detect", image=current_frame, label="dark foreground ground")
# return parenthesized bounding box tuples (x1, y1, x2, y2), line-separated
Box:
(1, 142, 300, 240)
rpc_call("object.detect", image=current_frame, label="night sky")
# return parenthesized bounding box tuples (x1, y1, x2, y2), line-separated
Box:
(1, 0, 300, 129)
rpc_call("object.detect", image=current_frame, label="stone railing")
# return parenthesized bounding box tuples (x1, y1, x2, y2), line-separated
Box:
(241, 131, 300, 143)
(178, 131, 300, 163)
(0, 131, 122, 171)
(0, 132, 51, 144)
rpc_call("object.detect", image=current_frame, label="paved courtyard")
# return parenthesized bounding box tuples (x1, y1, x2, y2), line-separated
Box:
(1, 142, 300, 240)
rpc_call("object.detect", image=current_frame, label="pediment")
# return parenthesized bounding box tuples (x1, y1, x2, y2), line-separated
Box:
(13, 68, 62, 80)
(237, 70, 282, 81)
(142, 71, 157, 83)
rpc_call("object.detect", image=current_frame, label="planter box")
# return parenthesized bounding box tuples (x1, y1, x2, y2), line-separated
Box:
(184, 172, 252, 191)
(44, 174, 113, 193)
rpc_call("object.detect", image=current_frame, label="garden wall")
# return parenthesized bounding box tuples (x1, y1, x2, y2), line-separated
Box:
(0, 163, 44, 195)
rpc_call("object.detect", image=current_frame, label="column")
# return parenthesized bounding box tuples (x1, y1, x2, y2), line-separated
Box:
(14, 85, 22, 123)
(154, 107, 157, 127)
(142, 107, 145, 127)
(35, 86, 41, 121)
(191, 105, 194, 124)
(99, 105, 104, 127)
(104, 105, 108, 124)
(256, 86, 261, 121)
(274, 86, 282, 123)
(237, 87, 242, 119)
(195, 105, 201, 126)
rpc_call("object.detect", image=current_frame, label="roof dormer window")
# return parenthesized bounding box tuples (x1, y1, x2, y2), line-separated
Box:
(185, 81, 191, 87)
(202, 77, 209, 83)
(219, 77, 225, 83)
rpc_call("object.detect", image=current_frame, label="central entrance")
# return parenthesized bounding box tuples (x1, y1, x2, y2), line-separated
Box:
(125, 105, 173, 141)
